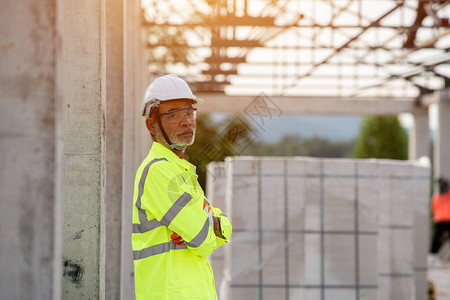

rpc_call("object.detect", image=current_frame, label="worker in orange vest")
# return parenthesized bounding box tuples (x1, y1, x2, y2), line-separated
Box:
(430, 177, 450, 265)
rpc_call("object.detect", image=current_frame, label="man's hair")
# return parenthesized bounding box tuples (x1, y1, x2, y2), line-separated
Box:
(438, 177, 449, 194)
(146, 105, 159, 140)
(148, 105, 159, 119)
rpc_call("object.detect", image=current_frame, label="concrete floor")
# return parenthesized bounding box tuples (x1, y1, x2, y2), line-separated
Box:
(429, 264, 450, 300)
(428, 244, 450, 300)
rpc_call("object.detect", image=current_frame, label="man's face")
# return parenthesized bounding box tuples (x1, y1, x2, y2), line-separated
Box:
(150, 99, 196, 147)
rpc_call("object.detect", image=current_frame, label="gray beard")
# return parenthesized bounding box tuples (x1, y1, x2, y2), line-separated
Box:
(154, 128, 196, 149)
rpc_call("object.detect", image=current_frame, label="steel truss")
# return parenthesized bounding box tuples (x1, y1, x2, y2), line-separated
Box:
(142, 0, 450, 98)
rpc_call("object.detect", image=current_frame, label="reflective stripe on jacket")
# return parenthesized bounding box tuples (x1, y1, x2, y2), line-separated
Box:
(132, 142, 232, 300)
(432, 191, 450, 223)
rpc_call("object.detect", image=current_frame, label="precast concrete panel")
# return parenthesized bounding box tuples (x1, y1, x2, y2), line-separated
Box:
(434, 90, 450, 180)
(206, 162, 230, 299)
(121, 0, 148, 298)
(104, 0, 124, 298)
(213, 156, 430, 300)
(223, 157, 382, 300)
(0, 1, 56, 299)
(58, 0, 106, 297)
(377, 161, 414, 300)
(412, 163, 431, 300)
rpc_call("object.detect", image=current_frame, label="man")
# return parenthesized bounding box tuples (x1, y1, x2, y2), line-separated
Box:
(429, 177, 450, 265)
(132, 74, 232, 300)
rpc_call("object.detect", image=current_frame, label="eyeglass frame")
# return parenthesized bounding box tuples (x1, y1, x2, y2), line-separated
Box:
(158, 107, 197, 124)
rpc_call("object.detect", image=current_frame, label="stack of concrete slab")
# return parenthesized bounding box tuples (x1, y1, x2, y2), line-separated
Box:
(206, 162, 231, 299)
(206, 156, 430, 300)
(377, 160, 430, 300)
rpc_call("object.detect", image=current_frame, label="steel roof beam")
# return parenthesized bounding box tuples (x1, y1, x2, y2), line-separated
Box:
(143, 22, 447, 30)
(350, 56, 450, 96)
(146, 43, 442, 51)
(276, 2, 404, 95)
(195, 93, 421, 115)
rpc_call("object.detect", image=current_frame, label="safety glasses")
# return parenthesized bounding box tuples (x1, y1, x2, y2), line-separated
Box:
(159, 107, 197, 124)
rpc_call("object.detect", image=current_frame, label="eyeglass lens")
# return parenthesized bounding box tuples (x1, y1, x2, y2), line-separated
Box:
(161, 108, 197, 123)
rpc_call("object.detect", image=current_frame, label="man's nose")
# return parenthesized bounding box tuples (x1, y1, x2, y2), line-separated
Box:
(179, 113, 194, 127)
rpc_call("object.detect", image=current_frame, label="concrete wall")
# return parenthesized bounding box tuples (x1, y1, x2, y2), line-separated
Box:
(206, 162, 231, 299)
(225, 157, 380, 300)
(105, 0, 124, 298)
(434, 90, 450, 182)
(408, 107, 429, 160)
(57, 0, 148, 298)
(214, 156, 430, 300)
(58, 0, 106, 297)
(0, 1, 57, 299)
(376, 161, 429, 300)
(121, 0, 150, 298)
(412, 162, 431, 300)
(0, 0, 137, 298)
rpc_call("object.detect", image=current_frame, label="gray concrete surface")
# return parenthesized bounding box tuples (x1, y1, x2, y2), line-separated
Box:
(409, 107, 430, 160)
(206, 162, 230, 299)
(121, 0, 150, 298)
(429, 266, 450, 300)
(413, 163, 431, 300)
(428, 243, 450, 300)
(0, 0, 56, 299)
(434, 90, 450, 182)
(105, 0, 124, 299)
(58, 0, 106, 298)
(221, 157, 430, 300)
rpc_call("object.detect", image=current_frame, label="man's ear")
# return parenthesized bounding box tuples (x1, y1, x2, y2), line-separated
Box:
(145, 118, 156, 135)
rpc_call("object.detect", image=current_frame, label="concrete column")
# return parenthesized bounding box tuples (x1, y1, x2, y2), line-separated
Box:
(408, 106, 432, 300)
(121, 0, 146, 298)
(58, 0, 106, 298)
(412, 163, 431, 300)
(137, 10, 152, 161)
(434, 89, 450, 183)
(105, 0, 124, 299)
(408, 107, 429, 160)
(0, 1, 56, 299)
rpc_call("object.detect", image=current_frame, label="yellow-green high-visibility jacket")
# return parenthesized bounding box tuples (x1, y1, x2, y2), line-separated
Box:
(132, 142, 232, 300)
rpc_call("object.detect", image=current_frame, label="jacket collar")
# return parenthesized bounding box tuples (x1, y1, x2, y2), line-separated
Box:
(150, 141, 194, 170)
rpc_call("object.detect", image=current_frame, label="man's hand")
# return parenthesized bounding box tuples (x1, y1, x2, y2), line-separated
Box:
(170, 232, 186, 245)
(212, 215, 219, 232)
(213, 215, 225, 238)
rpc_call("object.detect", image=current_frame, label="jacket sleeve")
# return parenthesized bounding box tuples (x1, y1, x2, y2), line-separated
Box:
(211, 206, 232, 249)
(142, 162, 217, 257)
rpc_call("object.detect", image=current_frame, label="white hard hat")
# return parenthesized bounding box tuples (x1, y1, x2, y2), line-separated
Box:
(140, 74, 203, 117)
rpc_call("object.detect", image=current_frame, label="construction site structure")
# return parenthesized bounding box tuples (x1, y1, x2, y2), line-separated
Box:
(1, 0, 450, 299)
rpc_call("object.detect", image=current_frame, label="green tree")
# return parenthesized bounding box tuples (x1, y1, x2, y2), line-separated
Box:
(353, 116, 408, 160)
(184, 114, 252, 189)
